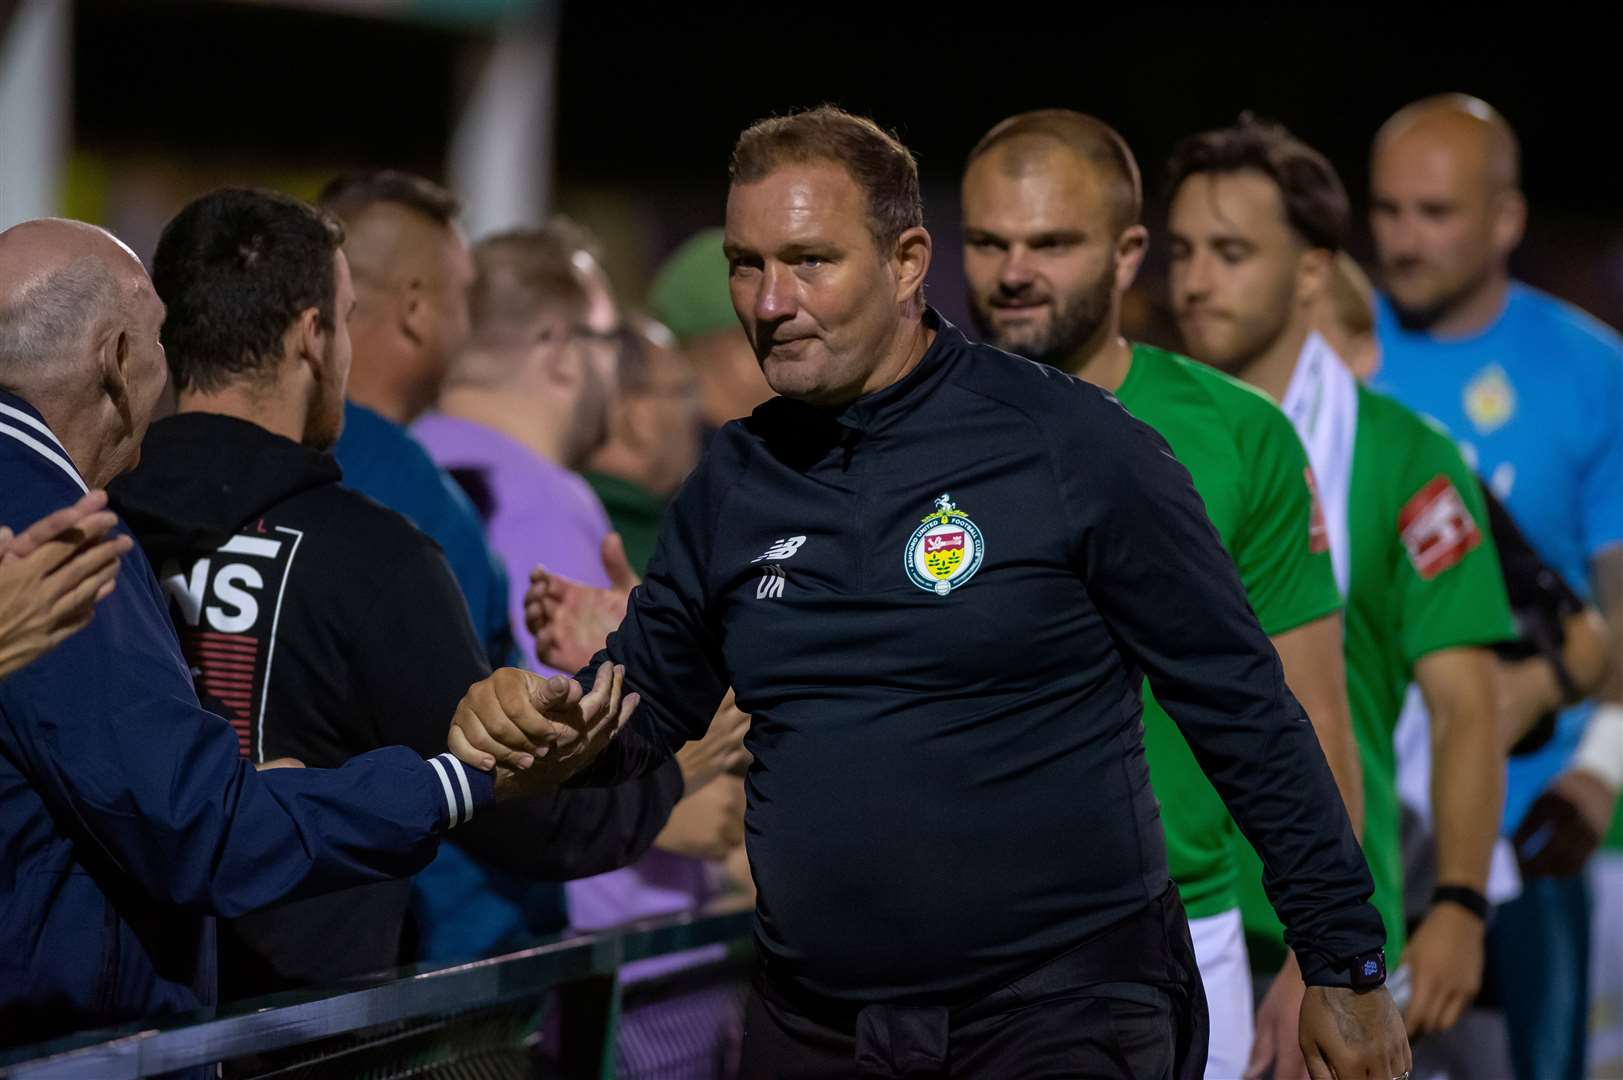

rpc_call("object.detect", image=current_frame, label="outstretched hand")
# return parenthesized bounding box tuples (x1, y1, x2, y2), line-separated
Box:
(1, 490, 133, 679)
(447, 662, 639, 797)
(524, 533, 639, 674)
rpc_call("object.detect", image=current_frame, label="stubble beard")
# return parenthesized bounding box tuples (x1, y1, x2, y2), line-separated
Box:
(969, 270, 1115, 375)
(1383, 256, 1497, 333)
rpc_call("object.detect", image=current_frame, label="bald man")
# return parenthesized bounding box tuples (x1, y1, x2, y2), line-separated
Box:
(319, 172, 519, 674)
(1370, 95, 1623, 1080)
(0, 218, 521, 1051)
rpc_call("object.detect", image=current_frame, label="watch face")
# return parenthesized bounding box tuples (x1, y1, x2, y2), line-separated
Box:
(1350, 948, 1387, 989)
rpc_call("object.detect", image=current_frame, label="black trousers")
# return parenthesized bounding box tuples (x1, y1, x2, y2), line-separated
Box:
(740, 886, 1208, 1079)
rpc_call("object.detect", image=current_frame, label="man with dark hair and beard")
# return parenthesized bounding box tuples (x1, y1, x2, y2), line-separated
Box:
(960, 109, 1365, 1080)
(1165, 115, 1514, 1077)
(110, 189, 692, 1001)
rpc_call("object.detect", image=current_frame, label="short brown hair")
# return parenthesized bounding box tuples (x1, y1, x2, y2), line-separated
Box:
(466, 217, 601, 353)
(451, 219, 607, 389)
(730, 105, 922, 252)
(1166, 116, 1349, 251)
(318, 170, 461, 226)
(967, 110, 1143, 233)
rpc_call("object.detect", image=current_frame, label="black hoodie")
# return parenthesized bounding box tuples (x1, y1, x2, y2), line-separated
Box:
(111, 413, 682, 1000)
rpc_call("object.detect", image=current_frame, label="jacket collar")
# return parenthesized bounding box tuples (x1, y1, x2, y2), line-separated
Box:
(0, 389, 88, 493)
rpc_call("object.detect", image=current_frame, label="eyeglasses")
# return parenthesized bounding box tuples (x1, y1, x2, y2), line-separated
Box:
(568, 324, 622, 347)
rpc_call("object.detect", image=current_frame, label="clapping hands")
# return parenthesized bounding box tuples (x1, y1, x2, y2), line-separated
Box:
(1, 491, 133, 679)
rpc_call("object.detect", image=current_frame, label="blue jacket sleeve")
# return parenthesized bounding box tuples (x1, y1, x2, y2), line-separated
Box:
(0, 537, 493, 919)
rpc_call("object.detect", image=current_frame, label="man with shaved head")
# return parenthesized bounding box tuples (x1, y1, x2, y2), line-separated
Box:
(319, 171, 518, 674)
(0, 217, 537, 1050)
(1371, 94, 1623, 1080)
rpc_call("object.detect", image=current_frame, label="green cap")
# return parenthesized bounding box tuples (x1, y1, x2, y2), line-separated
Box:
(648, 228, 737, 342)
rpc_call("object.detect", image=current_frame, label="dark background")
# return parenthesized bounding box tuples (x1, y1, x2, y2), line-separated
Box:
(72, 2, 1621, 327)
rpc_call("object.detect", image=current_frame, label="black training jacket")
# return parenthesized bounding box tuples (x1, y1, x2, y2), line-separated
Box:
(572, 312, 1383, 1004)
(110, 413, 682, 1000)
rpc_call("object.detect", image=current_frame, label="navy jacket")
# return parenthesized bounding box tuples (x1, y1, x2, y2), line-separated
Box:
(573, 314, 1384, 1003)
(0, 392, 491, 1045)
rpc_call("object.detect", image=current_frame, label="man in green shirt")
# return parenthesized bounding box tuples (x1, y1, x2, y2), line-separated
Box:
(1166, 116, 1514, 1074)
(584, 314, 702, 576)
(961, 109, 1364, 1080)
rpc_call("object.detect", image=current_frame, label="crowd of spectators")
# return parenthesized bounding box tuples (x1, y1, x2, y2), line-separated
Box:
(0, 89, 1617, 1080)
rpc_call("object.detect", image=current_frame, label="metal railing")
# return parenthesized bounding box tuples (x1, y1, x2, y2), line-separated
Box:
(0, 899, 755, 1079)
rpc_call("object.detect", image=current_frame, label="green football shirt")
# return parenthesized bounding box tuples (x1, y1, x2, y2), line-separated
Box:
(1232, 386, 1516, 968)
(1115, 345, 1343, 919)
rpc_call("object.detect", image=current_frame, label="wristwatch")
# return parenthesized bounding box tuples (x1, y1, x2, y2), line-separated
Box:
(1345, 947, 1387, 992)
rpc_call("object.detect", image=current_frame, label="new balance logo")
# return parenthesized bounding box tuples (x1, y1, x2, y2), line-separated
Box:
(756, 564, 786, 599)
(752, 536, 807, 563)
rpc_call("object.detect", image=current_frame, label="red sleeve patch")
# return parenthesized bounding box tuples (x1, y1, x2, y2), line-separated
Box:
(1398, 475, 1481, 580)
(1305, 467, 1330, 554)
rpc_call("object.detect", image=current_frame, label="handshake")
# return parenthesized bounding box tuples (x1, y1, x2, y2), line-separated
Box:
(447, 661, 640, 798)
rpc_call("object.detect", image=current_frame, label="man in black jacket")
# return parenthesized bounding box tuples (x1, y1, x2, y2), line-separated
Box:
(457, 108, 1411, 1079)
(110, 188, 705, 1001)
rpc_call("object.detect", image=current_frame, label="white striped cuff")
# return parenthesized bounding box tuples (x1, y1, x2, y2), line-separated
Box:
(427, 753, 489, 829)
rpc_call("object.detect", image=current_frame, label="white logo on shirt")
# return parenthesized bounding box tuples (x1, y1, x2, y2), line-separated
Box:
(755, 564, 786, 599)
(752, 536, 807, 563)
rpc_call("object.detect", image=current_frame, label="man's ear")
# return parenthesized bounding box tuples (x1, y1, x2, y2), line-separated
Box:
(99, 325, 133, 428)
(399, 278, 430, 346)
(1492, 189, 1527, 261)
(617, 394, 650, 452)
(534, 321, 578, 388)
(892, 226, 933, 307)
(1114, 225, 1150, 294)
(293, 306, 326, 382)
(1296, 247, 1334, 308)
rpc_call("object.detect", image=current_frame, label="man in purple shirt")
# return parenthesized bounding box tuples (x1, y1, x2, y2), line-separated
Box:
(417, 219, 747, 1077)
(416, 219, 622, 670)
